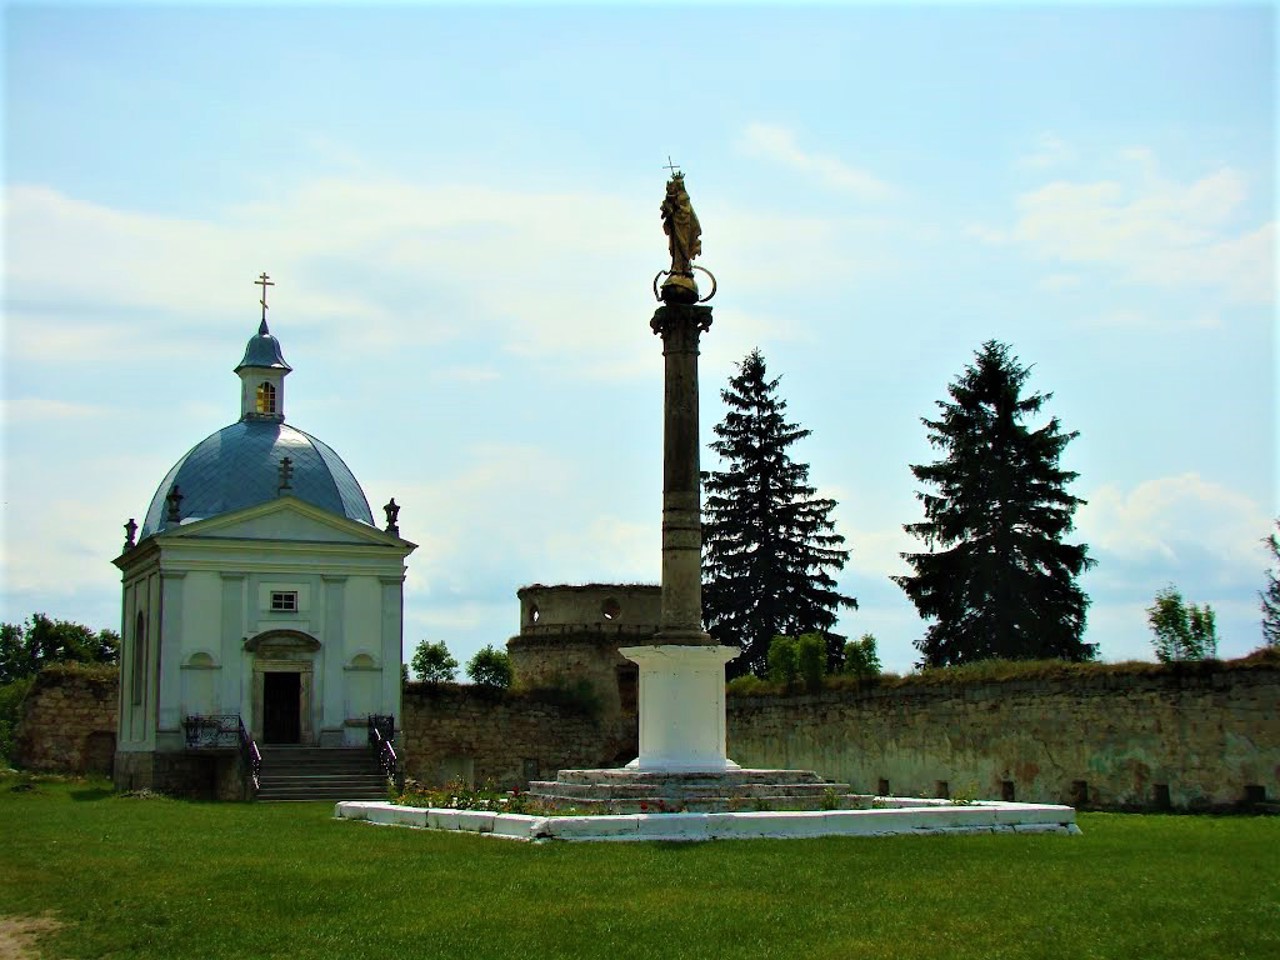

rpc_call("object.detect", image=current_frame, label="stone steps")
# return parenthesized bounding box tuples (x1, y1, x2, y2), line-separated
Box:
(256, 747, 390, 802)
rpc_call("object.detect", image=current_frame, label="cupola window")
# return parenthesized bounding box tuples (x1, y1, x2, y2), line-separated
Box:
(256, 381, 277, 415)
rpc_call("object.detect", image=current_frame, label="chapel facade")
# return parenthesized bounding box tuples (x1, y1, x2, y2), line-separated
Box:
(112, 290, 415, 797)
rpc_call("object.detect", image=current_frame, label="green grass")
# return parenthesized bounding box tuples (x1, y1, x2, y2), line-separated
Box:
(1, 775, 1277, 960)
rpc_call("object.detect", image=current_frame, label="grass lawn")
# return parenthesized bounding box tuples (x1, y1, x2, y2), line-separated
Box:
(1, 775, 1276, 960)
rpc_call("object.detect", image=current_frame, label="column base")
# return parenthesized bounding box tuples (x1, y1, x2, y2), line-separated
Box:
(619, 643, 740, 773)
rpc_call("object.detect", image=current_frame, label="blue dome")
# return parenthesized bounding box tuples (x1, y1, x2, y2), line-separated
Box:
(140, 420, 374, 538)
(235, 319, 292, 371)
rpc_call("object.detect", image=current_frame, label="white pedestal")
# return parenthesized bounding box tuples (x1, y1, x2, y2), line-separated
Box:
(619, 644, 740, 772)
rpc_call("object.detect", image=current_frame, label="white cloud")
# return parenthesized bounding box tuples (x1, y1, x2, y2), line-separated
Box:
(1, 397, 106, 422)
(1077, 473, 1270, 571)
(740, 123, 894, 201)
(1018, 132, 1077, 170)
(970, 153, 1273, 306)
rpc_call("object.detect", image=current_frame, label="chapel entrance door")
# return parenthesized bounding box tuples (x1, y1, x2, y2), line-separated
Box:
(263, 671, 302, 744)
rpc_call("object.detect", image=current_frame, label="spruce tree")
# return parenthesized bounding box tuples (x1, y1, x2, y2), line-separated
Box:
(1262, 520, 1280, 647)
(893, 341, 1096, 667)
(702, 348, 856, 678)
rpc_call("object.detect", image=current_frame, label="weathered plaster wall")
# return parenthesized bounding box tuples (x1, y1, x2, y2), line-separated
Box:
(12, 666, 118, 776)
(727, 663, 1280, 809)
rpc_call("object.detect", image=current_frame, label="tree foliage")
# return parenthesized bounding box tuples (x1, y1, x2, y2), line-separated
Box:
(1147, 585, 1218, 662)
(0, 613, 120, 686)
(703, 349, 857, 678)
(410, 640, 457, 684)
(843, 634, 883, 680)
(466, 645, 512, 688)
(893, 341, 1096, 667)
(1262, 521, 1280, 647)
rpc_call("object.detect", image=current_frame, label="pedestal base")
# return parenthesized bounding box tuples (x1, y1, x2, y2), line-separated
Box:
(619, 643, 739, 772)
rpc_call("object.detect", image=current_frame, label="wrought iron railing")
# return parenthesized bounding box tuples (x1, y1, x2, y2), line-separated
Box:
(238, 718, 261, 794)
(368, 714, 401, 791)
(183, 714, 260, 795)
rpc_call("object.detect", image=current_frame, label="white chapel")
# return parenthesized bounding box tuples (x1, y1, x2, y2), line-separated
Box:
(113, 281, 415, 797)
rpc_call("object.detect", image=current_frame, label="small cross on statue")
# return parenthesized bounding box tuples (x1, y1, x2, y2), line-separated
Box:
(277, 456, 294, 493)
(255, 272, 275, 324)
(664, 156, 681, 177)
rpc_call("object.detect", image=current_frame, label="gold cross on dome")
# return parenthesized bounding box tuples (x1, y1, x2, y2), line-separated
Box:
(255, 272, 275, 322)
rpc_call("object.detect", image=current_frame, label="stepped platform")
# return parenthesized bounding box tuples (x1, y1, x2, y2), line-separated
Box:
(527, 767, 872, 813)
(256, 746, 389, 802)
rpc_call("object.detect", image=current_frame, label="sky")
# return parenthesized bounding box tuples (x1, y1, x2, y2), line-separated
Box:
(3, 1, 1275, 675)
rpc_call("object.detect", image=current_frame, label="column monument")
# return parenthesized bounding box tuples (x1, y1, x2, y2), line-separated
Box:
(619, 167, 739, 772)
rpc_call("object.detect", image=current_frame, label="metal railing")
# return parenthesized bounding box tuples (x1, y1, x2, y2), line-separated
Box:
(367, 714, 401, 791)
(183, 714, 260, 795)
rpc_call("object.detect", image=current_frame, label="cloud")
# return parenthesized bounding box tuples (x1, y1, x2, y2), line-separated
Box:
(1018, 132, 1077, 170)
(1076, 473, 1270, 575)
(970, 153, 1274, 306)
(1, 397, 106, 422)
(740, 123, 894, 201)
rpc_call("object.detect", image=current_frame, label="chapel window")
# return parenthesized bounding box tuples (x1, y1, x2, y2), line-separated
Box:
(256, 381, 277, 414)
(271, 591, 298, 612)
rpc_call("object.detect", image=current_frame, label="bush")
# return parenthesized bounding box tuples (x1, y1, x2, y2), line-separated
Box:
(467, 645, 513, 688)
(795, 633, 826, 692)
(767, 636, 798, 688)
(0, 677, 34, 764)
(411, 640, 458, 684)
(844, 634, 882, 679)
(1147, 586, 1218, 662)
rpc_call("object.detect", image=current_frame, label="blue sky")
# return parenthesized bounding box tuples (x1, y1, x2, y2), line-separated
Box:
(3, 2, 1275, 674)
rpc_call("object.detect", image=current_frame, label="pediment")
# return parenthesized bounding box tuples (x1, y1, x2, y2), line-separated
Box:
(158, 496, 406, 547)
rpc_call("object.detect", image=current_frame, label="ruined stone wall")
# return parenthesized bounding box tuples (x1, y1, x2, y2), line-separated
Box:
(12, 664, 118, 776)
(399, 683, 632, 789)
(727, 662, 1280, 810)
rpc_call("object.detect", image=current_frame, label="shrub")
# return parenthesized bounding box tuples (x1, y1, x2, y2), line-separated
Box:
(767, 636, 799, 688)
(467, 645, 513, 688)
(411, 640, 458, 684)
(844, 634, 882, 679)
(0, 677, 34, 764)
(1148, 586, 1218, 662)
(796, 633, 826, 692)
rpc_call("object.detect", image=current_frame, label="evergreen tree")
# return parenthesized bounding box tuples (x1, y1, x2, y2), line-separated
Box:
(702, 348, 856, 678)
(893, 341, 1096, 666)
(1262, 520, 1280, 647)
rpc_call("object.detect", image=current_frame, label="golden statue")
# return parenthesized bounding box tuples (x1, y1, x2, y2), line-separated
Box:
(661, 172, 702, 277)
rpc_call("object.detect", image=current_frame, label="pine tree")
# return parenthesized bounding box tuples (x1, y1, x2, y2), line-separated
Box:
(702, 348, 856, 678)
(1262, 520, 1280, 647)
(893, 341, 1096, 667)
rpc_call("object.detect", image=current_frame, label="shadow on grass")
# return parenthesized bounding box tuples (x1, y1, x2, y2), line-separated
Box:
(70, 787, 115, 801)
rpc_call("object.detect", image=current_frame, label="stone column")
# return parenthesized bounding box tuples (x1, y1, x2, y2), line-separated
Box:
(650, 301, 714, 644)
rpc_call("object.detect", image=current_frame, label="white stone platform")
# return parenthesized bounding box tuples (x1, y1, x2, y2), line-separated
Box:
(334, 798, 1081, 842)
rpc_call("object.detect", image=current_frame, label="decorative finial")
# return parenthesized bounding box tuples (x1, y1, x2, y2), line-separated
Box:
(123, 518, 137, 550)
(255, 272, 275, 328)
(383, 498, 400, 536)
(655, 169, 716, 305)
(277, 456, 294, 493)
(165, 485, 183, 523)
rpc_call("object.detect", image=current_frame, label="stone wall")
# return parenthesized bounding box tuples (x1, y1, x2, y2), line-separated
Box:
(727, 660, 1280, 810)
(12, 664, 118, 776)
(400, 682, 630, 788)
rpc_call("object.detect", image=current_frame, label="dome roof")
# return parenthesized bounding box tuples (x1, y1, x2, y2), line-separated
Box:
(236, 319, 292, 372)
(140, 419, 374, 538)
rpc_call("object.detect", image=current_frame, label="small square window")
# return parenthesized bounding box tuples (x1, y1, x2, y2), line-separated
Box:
(271, 591, 298, 612)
